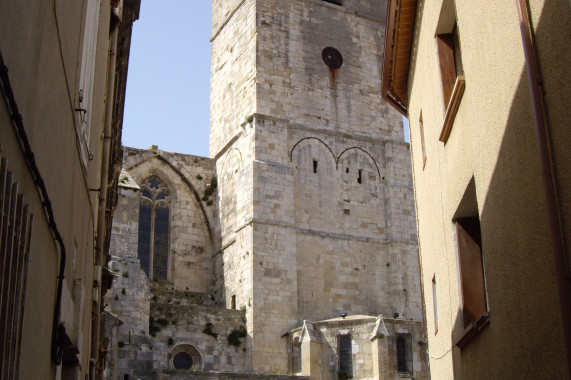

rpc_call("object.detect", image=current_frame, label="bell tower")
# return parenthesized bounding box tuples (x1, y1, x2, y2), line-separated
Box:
(210, 0, 421, 373)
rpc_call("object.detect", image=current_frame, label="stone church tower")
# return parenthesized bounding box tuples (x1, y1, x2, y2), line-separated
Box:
(104, 1, 427, 379)
(210, 0, 423, 375)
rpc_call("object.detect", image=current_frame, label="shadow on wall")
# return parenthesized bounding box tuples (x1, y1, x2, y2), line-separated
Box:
(449, 5, 569, 374)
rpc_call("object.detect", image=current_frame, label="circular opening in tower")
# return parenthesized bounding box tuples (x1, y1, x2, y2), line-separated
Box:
(173, 352, 192, 370)
(170, 344, 202, 371)
(322, 47, 343, 70)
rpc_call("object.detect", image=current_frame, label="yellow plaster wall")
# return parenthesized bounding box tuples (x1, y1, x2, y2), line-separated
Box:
(405, 0, 570, 378)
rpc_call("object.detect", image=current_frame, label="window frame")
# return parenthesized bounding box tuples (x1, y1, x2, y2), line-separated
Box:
(453, 217, 490, 349)
(76, 0, 102, 166)
(435, 1, 465, 143)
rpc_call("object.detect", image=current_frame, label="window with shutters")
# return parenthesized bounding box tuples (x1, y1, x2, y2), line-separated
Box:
(435, 0, 465, 143)
(0, 157, 34, 378)
(453, 179, 489, 349)
(338, 334, 353, 379)
(76, 0, 102, 165)
(137, 175, 170, 280)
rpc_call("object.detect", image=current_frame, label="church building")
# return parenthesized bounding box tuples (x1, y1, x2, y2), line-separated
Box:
(104, 1, 427, 379)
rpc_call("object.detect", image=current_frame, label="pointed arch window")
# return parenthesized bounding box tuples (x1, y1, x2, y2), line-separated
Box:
(137, 175, 170, 280)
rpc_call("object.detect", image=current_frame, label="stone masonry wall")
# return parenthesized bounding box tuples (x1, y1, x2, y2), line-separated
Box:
(122, 147, 217, 294)
(255, 0, 399, 139)
(209, 0, 422, 374)
(210, 0, 257, 156)
(149, 286, 250, 373)
(153, 371, 308, 380)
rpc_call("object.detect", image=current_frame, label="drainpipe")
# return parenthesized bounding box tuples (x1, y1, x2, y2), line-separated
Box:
(90, 25, 118, 380)
(516, 0, 571, 375)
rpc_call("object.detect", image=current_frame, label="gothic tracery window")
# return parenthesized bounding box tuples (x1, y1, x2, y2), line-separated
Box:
(137, 175, 170, 280)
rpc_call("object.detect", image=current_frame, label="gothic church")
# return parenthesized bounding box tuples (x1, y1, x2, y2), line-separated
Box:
(104, 1, 428, 379)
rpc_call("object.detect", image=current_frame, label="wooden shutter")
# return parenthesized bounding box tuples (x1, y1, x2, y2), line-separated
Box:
(456, 217, 486, 328)
(437, 33, 457, 107)
(0, 158, 33, 379)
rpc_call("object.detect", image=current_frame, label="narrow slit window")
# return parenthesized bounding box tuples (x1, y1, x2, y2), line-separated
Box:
(432, 275, 438, 334)
(396, 334, 413, 373)
(357, 169, 362, 184)
(338, 335, 352, 378)
(231, 295, 236, 310)
(313, 160, 318, 174)
(420, 112, 427, 169)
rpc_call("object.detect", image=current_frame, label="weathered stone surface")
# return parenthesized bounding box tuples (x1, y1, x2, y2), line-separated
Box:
(105, 1, 427, 379)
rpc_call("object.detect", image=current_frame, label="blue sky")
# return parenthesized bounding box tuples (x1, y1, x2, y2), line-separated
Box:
(122, 2, 408, 157)
(122, 1, 212, 157)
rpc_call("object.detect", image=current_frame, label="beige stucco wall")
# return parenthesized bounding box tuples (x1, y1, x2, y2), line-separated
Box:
(0, 0, 128, 378)
(405, 0, 570, 378)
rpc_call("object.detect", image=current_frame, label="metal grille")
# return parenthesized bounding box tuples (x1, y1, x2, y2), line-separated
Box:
(0, 157, 34, 379)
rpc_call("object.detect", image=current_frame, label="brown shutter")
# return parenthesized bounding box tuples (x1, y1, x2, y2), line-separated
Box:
(437, 33, 457, 107)
(457, 218, 486, 328)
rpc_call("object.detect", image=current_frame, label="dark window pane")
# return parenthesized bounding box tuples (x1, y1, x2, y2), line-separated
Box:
(139, 249, 150, 277)
(154, 268, 167, 281)
(397, 336, 407, 372)
(339, 335, 352, 378)
(155, 222, 169, 235)
(148, 176, 161, 189)
(141, 188, 151, 199)
(155, 207, 169, 220)
(137, 201, 152, 278)
(139, 204, 151, 219)
(173, 352, 192, 370)
(155, 256, 168, 269)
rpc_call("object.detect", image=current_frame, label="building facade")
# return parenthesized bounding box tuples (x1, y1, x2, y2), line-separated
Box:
(382, 0, 571, 378)
(0, 0, 139, 379)
(104, 0, 429, 379)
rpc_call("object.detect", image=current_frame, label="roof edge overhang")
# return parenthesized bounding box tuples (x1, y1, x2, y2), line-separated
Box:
(381, 0, 417, 117)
